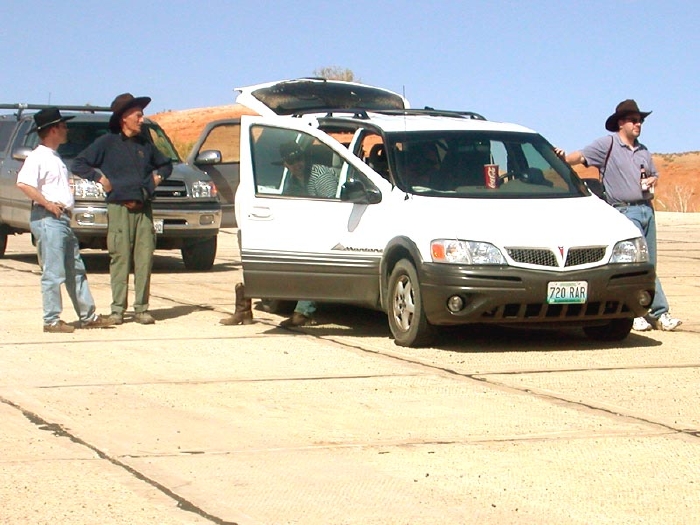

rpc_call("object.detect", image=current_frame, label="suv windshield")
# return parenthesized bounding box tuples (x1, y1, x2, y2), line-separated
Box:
(21, 120, 180, 162)
(385, 131, 587, 198)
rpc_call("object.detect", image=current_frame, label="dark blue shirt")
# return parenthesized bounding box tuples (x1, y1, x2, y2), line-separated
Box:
(73, 132, 173, 203)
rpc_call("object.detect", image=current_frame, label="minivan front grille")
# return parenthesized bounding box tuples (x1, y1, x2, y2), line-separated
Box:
(507, 248, 557, 267)
(507, 246, 607, 268)
(481, 300, 631, 321)
(565, 247, 606, 266)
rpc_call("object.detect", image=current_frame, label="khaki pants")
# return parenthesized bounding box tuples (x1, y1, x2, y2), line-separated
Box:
(106, 202, 155, 315)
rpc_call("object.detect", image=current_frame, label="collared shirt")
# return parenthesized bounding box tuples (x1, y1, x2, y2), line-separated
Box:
(582, 134, 657, 204)
(72, 131, 173, 203)
(16, 144, 74, 208)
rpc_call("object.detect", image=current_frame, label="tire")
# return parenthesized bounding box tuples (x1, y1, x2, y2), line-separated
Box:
(0, 232, 7, 258)
(583, 318, 633, 341)
(181, 236, 217, 271)
(387, 259, 435, 347)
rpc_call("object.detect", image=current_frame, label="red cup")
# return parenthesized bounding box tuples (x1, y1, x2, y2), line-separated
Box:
(483, 164, 499, 189)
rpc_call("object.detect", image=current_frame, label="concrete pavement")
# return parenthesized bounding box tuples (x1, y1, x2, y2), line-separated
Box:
(1, 212, 698, 524)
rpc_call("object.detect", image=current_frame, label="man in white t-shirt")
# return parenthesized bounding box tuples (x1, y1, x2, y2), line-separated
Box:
(16, 107, 115, 333)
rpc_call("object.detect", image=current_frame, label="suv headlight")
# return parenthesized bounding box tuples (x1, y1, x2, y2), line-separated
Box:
(431, 240, 506, 265)
(71, 177, 106, 200)
(191, 180, 217, 198)
(610, 237, 649, 263)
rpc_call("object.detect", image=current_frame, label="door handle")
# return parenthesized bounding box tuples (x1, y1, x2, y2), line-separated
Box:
(249, 206, 272, 219)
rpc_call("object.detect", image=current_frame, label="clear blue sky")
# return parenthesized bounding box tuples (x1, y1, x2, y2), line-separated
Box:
(2, 0, 698, 153)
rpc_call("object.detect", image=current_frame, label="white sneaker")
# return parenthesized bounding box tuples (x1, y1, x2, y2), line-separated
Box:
(654, 312, 682, 331)
(633, 317, 652, 331)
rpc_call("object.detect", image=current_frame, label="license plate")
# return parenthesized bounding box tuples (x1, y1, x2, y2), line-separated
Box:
(154, 219, 164, 234)
(547, 281, 588, 304)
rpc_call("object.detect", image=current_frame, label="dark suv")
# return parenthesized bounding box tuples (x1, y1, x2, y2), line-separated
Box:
(0, 104, 222, 270)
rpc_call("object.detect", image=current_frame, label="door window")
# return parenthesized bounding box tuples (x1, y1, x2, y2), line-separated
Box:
(250, 125, 345, 199)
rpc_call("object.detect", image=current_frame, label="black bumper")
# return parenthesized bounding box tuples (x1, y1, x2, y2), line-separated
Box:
(419, 262, 656, 327)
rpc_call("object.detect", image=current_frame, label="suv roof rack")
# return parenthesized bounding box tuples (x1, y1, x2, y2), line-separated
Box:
(0, 103, 112, 120)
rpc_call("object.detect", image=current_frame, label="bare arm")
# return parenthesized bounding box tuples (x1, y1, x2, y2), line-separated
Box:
(16, 182, 64, 218)
(554, 148, 586, 166)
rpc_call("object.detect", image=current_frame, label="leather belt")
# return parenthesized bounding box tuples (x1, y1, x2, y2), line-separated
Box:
(611, 200, 651, 208)
(33, 203, 72, 218)
(113, 200, 144, 211)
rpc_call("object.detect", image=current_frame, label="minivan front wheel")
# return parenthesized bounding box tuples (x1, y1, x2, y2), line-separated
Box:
(388, 259, 435, 347)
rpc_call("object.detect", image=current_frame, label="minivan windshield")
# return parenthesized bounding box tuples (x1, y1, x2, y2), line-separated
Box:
(386, 131, 587, 198)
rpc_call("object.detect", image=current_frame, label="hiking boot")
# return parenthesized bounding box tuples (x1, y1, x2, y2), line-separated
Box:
(107, 313, 124, 325)
(134, 312, 156, 325)
(79, 314, 118, 329)
(43, 320, 75, 333)
(632, 317, 652, 332)
(279, 312, 317, 328)
(653, 312, 682, 331)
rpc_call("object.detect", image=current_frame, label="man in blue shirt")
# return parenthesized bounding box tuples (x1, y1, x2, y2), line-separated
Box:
(73, 93, 173, 325)
(557, 99, 681, 332)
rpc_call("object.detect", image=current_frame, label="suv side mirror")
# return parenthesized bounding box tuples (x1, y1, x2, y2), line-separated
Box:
(340, 179, 382, 204)
(12, 146, 32, 161)
(195, 150, 222, 165)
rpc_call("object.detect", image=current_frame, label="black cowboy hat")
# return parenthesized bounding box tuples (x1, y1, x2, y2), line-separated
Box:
(28, 107, 75, 133)
(605, 99, 652, 132)
(108, 92, 151, 131)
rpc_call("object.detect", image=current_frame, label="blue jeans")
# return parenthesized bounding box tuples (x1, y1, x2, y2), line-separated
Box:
(29, 207, 96, 325)
(295, 300, 317, 317)
(617, 203, 669, 319)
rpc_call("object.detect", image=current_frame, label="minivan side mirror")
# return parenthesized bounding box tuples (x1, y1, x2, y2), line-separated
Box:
(12, 146, 32, 161)
(340, 179, 382, 204)
(582, 177, 605, 200)
(195, 150, 222, 165)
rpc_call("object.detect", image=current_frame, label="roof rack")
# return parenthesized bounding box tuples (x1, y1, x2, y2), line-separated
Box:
(0, 103, 112, 119)
(376, 108, 487, 120)
(290, 106, 487, 122)
(288, 108, 372, 119)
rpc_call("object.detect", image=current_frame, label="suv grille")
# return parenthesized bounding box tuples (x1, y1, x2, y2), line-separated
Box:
(156, 180, 188, 199)
(506, 247, 607, 268)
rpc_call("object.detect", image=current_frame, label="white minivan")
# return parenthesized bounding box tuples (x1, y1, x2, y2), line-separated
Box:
(233, 79, 655, 347)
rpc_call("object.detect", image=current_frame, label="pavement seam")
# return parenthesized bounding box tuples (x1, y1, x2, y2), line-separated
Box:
(0, 395, 238, 525)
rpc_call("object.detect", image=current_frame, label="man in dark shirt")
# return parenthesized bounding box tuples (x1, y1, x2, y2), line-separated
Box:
(73, 93, 173, 325)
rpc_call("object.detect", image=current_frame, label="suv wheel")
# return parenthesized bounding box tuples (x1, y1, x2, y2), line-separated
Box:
(0, 232, 7, 258)
(583, 318, 633, 341)
(388, 259, 435, 347)
(181, 236, 217, 271)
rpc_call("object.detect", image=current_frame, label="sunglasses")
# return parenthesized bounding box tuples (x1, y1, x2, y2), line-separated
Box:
(624, 117, 645, 125)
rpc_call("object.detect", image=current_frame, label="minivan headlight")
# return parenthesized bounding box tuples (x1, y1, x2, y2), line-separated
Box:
(610, 237, 649, 263)
(431, 240, 506, 265)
